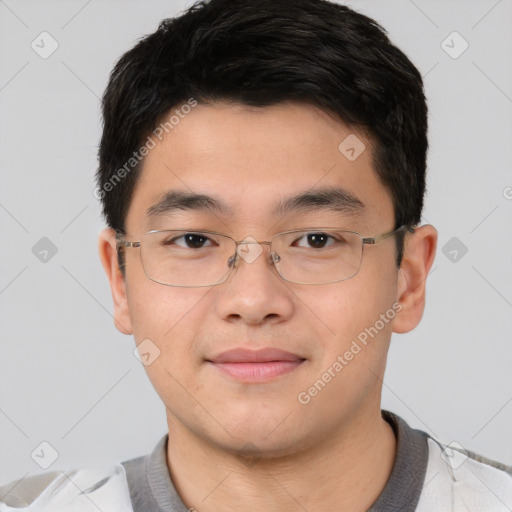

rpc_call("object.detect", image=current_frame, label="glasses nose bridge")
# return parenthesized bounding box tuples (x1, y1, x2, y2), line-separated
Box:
(237, 239, 272, 245)
(231, 238, 277, 267)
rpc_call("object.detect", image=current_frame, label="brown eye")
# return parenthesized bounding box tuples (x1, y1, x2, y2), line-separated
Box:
(293, 232, 335, 249)
(306, 233, 329, 248)
(165, 233, 213, 249)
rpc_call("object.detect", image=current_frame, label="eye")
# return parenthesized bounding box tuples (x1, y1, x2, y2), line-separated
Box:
(293, 232, 335, 249)
(165, 233, 214, 249)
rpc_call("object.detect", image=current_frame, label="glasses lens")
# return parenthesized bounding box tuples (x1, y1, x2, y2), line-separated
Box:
(272, 229, 363, 284)
(140, 230, 236, 287)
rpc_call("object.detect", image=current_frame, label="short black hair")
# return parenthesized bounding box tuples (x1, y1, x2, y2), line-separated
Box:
(97, 0, 428, 266)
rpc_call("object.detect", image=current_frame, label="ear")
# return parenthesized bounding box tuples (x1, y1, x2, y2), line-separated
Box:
(393, 225, 437, 334)
(98, 228, 133, 335)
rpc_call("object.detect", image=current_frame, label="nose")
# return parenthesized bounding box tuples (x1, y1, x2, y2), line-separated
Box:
(215, 240, 295, 326)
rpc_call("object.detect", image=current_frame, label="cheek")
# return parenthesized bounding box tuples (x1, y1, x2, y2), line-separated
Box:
(125, 276, 207, 353)
(126, 283, 210, 398)
(307, 259, 399, 357)
(342, 260, 399, 369)
(123, 247, 205, 340)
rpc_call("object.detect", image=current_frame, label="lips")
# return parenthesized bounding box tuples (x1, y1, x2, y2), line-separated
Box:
(207, 348, 306, 382)
(209, 348, 304, 364)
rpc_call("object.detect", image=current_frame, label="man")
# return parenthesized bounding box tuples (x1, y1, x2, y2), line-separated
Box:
(1, 0, 510, 510)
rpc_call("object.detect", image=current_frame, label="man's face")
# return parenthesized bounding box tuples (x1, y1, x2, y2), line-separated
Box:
(110, 101, 403, 455)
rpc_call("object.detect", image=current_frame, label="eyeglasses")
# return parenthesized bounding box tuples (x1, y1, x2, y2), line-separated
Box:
(116, 225, 413, 287)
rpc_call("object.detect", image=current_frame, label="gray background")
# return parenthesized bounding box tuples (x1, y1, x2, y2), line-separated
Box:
(1, 0, 511, 484)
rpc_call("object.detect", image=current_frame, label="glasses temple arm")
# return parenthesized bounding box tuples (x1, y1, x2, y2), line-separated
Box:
(362, 225, 415, 245)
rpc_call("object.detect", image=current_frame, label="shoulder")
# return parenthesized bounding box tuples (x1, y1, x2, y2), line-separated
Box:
(0, 464, 133, 511)
(416, 437, 512, 511)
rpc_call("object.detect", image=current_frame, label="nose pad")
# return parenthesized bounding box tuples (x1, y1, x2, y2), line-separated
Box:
(271, 251, 280, 264)
(227, 253, 237, 268)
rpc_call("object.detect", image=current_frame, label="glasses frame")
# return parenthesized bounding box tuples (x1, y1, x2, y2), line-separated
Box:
(116, 224, 414, 287)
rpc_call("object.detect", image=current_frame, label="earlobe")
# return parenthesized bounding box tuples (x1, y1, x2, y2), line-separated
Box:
(98, 228, 133, 335)
(392, 225, 437, 334)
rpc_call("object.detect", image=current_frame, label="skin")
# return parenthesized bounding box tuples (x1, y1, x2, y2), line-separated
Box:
(99, 101, 437, 511)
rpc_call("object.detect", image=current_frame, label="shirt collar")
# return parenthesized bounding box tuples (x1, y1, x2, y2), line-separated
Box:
(122, 409, 430, 512)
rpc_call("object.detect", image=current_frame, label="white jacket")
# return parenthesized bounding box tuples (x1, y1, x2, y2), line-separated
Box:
(1, 412, 510, 511)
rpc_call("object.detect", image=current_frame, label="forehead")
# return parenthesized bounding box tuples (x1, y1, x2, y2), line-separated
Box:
(125, 101, 394, 233)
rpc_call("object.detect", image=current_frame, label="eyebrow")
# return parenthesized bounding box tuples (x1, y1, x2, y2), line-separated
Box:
(145, 187, 364, 220)
(146, 191, 230, 218)
(272, 187, 365, 217)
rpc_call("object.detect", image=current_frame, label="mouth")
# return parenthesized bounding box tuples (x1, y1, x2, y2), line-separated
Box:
(206, 348, 306, 383)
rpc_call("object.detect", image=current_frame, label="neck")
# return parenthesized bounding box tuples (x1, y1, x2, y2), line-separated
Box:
(165, 407, 397, 512)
